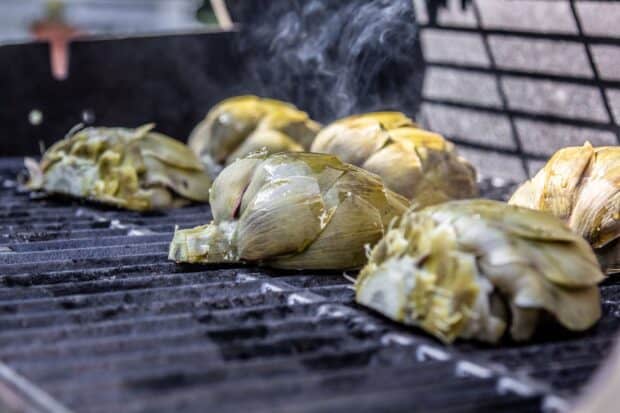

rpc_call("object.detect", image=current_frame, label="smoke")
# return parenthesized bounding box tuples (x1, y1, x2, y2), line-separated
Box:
(229, 0, 424, 122)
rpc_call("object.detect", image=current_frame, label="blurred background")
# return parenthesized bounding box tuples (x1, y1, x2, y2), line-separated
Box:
(0, 0, 216, 45)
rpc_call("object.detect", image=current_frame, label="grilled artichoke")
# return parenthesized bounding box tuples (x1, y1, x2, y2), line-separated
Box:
(310, 112, 478, 205)
(25, 124, 211, 211)
(355, 199, 605, 343)
(509, 143, 619, 274)
(169, 151, 410, 269)
(188, 96, 321, 177)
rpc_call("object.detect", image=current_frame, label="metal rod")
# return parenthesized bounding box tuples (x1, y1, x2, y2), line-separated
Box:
(210, 0, 234, 30)
(0, 361, 73, 413)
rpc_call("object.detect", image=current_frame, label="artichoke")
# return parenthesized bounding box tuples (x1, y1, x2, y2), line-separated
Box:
(310, 111, 478, 205)
(169, 151, 410, 269)
(188, 95, 321, 178)
(25, 124, 212, 211)
(355, 199, 605, 343)
(509, 143, 619, 274)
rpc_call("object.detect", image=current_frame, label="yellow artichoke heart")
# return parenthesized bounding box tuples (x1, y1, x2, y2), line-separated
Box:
(188, 95, 321, 178)
(310, 111, 478, 205)
(509, 143, 620, 274)
(355, 199, 605, 343)
(25, 125, 212, 211)
(169, 152, 410, 269)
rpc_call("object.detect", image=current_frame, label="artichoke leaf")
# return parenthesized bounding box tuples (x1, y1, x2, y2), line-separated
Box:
(226, 129, 304, 165)
(236, 176, 325, 261)
(272, 192, 384, 269)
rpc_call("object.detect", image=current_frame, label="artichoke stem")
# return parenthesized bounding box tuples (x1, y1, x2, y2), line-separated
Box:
(168, 221, 238, 264)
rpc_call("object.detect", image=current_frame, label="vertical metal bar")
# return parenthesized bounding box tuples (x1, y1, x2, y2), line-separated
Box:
(210, 0, 234, 30)
(568, 0, 620, 144)
(471, 0, 530, 177)
(0, 361, 73, 413)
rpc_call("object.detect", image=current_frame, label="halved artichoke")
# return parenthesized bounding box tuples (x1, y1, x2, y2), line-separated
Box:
(310, 112, 478, 206)
(355, 199, 605, 343)
(25, 124, 212, 211)
(188, 96, 321, 178)
(509, 143, 619, 274)
(169, 151, 410, 269)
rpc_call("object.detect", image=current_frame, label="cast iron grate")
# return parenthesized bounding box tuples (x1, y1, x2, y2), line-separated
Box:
(0, 160, 618, 413)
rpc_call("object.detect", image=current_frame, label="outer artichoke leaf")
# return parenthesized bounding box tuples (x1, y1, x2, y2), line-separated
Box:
(347, 111, 415, 130)
(313, 121, 391, 166)
(331, 168, 409, 228)
(209, 156, 264, 221)
(258, 105, 320, 149)
(389, 127, 452, 152)
(238, 156, 313, 215)
(141, 155, 211, 202)
(508, 179, 539, 210)
(226, 129, 304, 165)
(526, 238, 605, 287)
(570, 175, 619, 248)
(514, 276, 601, 332)
(430, 200, 577, 243)
(362, 143, 423, 200)
(540, 143, 593, 218)
(140, 132, 205, 171)
(271, 193, 384, 269)
(236, 176, 325, 261)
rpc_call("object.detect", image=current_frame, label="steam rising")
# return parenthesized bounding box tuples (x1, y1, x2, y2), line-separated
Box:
(230, 0, 424, 122)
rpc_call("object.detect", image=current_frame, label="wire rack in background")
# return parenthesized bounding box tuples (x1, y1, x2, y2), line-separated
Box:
(416, 0, 620, 181)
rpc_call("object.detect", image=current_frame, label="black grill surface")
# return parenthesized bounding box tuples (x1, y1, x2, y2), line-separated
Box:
(0, 158, 618, 413)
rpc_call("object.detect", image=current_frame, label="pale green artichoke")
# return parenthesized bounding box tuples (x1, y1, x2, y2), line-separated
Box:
(310, 111, 478, 206)
(510, 142, 619, 274)
(25, 124, 211, 211)
(169, 152, 409, 269)
(188, 95, 321, 178)
(355, 199, 605, 343)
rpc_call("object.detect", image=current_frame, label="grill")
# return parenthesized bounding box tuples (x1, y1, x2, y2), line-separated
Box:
(0, 1, 619, 412)
(0, 168, 555, 413)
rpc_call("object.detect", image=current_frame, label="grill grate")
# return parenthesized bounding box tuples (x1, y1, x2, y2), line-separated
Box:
(0, 160, 618, 413)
